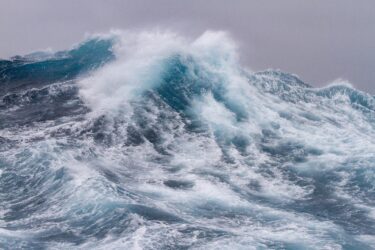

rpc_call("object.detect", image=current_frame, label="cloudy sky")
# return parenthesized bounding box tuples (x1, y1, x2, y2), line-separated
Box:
(0, 0, 374, 93)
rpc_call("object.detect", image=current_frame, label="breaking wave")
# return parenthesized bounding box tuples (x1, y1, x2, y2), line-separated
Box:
(1, 30, 375, 249)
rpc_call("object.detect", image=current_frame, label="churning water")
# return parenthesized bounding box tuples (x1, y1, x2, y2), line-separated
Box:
(0, 31, 375, 249)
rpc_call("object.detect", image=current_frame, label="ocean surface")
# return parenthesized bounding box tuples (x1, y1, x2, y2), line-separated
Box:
(0, 31, 375, 249)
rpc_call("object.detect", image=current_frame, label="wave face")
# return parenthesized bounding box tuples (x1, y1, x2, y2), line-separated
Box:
(1, 31, 375, 249)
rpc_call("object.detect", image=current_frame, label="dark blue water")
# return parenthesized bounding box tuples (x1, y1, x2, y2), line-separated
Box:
(0, 31, 374, 249)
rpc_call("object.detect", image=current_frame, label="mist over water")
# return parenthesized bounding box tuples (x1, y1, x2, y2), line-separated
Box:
(1, 30, 375, 249)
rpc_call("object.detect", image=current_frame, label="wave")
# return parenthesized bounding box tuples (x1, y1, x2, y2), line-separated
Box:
(0, 30, 375, 249)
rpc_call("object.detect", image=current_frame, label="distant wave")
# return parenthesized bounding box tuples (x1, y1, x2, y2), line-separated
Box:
(0, 30, 374, 249)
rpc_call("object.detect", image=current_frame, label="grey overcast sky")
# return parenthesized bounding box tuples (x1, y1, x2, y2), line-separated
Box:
(0, 0, 374, 93)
